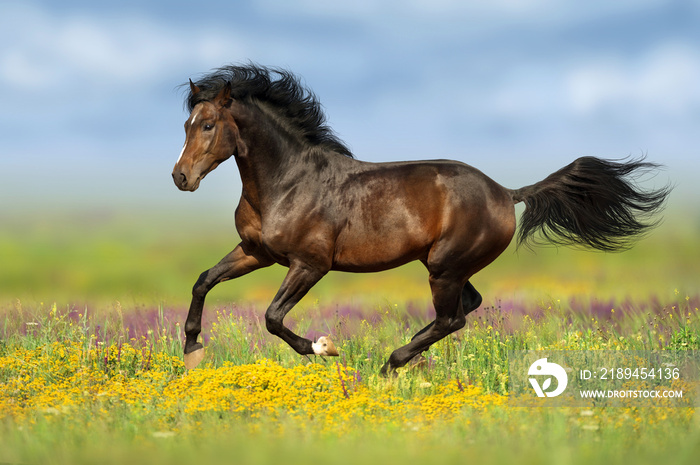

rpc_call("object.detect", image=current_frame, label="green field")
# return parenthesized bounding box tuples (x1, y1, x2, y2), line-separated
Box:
(1, 207, 699, 464)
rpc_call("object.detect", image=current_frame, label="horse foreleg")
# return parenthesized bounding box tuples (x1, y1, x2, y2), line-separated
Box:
(184, 243, 271, 369)
(381, 275, 466, 376)
(264, 261, 336, 356)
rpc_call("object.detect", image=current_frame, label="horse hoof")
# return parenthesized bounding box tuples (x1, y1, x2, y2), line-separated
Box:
(312, 336, 339, 356)
(184, 347, 205, 370)
(379, 362, 398, 378)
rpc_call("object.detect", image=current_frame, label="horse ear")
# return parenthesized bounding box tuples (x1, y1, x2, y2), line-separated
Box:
(189, 79, 200, 95)
(215, 81, 233, 108)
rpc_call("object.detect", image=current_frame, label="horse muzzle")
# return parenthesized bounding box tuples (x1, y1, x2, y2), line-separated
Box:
(172, 169, 200, 192)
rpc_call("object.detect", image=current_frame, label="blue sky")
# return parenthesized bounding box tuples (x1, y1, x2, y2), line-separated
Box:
(1, 0, 698, 212)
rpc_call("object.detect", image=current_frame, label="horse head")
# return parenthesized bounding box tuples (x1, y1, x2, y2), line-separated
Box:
(172, 80, 244, 192)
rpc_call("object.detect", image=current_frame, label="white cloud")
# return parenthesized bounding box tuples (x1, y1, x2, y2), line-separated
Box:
(462, 42, 700, 128)
(0, 3, 249, 93)
(566, 44, 700, 117)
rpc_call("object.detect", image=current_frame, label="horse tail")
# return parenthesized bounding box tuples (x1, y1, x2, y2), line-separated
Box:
(510, 156, 671, 252)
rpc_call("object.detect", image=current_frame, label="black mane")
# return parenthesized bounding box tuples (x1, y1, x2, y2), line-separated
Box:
(184, 64, 353, 158)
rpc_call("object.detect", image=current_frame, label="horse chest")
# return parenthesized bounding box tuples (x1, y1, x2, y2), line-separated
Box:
(235, 214, 290, 259)
(234, 199, 265, 249)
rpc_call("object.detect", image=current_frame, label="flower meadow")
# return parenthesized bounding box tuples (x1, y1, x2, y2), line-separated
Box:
(2, 296, 700, 465)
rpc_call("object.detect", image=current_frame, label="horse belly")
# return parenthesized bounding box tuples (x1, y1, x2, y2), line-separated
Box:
(331, 208, 436, 272)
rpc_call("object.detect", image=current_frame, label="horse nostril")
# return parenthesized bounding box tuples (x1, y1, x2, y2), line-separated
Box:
(172, 171, 187, 187)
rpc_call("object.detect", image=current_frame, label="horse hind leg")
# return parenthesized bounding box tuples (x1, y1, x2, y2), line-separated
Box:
(381, 274, 465, 376)
(410, 280, 482, 342)
(462, 281, 482, 314)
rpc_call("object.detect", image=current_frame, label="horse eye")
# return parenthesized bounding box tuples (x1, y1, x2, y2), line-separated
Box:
(203, 123, 213, 131)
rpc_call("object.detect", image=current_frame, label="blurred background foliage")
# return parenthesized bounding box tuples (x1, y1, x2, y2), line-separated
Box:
(2, 203, 697, 310)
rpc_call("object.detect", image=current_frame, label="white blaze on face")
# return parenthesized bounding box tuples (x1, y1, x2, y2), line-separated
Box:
(190, 107, 202, 129)
(177, 144, 186, 164)
(177, 107, 203, 164)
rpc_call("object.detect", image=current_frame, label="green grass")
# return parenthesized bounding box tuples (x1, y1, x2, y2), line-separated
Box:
(2, 413, 699, 465)
(2, 295, 700, 465)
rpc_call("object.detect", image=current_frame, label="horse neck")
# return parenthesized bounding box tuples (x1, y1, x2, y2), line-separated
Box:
(232, 104, 340, 210)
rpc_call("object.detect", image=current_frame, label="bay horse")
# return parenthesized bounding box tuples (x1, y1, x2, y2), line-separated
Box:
(172, 64, 669, 375)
